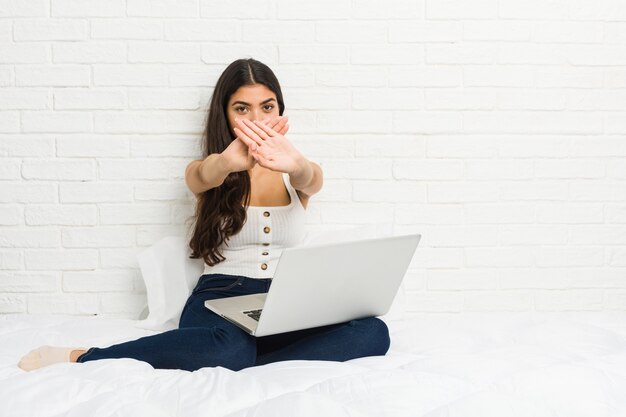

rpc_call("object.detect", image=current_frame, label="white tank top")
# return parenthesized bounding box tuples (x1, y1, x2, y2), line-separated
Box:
(202, 172, 307, 279)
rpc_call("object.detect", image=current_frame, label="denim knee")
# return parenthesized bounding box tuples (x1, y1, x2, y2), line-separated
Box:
(196, 326, 256, 371)
(353, 317, 390, 356)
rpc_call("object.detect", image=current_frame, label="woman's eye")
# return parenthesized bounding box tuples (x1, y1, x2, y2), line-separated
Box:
(235, 106, 248, 113)
(263, 104, 274, 111)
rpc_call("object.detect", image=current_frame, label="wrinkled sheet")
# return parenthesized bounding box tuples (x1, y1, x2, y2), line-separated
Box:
(2, 312, 626, 417)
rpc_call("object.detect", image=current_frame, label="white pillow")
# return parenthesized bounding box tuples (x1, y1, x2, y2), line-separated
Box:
(134, 236, 204, 332)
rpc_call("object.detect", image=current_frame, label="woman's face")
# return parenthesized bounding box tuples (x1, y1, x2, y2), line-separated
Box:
(226, 84, 280, 135)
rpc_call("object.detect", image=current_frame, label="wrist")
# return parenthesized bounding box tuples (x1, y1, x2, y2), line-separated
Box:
(199, 153, 230, 184)
(289, 157, 313, 188)
(291, 155, 309, 176)
(215, 153, 231, 175)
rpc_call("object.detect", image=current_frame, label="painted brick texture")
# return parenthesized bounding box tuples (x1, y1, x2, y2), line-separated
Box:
(0, 0, 625, 317)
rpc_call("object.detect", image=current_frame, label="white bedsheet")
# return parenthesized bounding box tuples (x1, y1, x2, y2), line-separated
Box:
(2, 312, 626, 417)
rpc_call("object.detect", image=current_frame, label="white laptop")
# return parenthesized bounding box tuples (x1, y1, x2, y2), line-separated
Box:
(204, 233, 421, 337)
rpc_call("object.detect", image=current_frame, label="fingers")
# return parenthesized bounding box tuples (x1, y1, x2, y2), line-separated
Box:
(244, 118, 274, 140)
(272, 116, 288, 134)
(260, 116, 289, 134)
(251, 119, 279, 137)
(234, 118, 271, 145)
(233, 123, 263, 150)
(235, 133, 256, 151)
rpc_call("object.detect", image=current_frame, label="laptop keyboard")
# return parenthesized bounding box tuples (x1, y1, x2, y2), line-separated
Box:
(243, 309, 262, 321)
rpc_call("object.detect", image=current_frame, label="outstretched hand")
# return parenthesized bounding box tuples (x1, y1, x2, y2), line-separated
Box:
(233, 117, 305, 175)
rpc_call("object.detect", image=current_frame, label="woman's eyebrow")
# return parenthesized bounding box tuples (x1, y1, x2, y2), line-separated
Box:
(231, 98, 276, 106)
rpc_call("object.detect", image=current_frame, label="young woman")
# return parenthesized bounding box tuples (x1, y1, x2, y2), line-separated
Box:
(18, 58, 390, 372)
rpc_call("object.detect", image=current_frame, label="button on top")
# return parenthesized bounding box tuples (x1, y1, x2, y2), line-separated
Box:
(263, 226, 271, 234)
(262, 242, 270, 246)
(263, 211, 270, 217)
(260, 263, 268, 270)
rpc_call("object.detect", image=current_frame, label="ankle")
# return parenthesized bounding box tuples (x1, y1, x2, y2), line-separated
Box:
(70, 349, 87, 363)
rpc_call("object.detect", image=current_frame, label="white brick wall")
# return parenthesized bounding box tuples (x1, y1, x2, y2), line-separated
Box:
(1, 0, 625, 318)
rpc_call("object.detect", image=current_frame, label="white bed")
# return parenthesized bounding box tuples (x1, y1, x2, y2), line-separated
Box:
(2, 311, 626, 417)
(4, 233, 626, 416)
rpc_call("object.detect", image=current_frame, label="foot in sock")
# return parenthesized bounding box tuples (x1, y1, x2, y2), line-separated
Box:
(18, 346, 85, 371)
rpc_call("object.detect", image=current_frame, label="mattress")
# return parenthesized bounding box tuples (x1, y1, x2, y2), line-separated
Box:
(2, 311, 626, 417)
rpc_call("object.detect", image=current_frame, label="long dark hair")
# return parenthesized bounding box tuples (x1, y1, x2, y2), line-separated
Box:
(187, 58, 285, 266)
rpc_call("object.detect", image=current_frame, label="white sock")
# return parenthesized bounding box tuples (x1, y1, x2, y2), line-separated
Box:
(18, 346, 85, 371)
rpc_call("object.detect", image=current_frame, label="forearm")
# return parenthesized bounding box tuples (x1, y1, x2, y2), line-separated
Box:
(185, 153, 231, 195)
(200, 153, 232, 186)
(289, 158, 323, 197)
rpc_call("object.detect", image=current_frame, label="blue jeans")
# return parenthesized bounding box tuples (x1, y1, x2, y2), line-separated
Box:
(77, 274, 391, 372)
